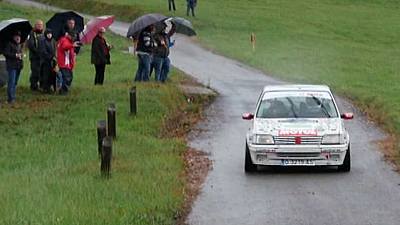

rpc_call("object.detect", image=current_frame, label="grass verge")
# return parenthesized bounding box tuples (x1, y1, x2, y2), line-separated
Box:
(0, 2, 213, 224)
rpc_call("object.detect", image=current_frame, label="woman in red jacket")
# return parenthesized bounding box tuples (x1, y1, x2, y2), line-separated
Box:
(57, 31, 80, 95)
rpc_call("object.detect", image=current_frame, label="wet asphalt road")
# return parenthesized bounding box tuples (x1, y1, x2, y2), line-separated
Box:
(170, 36, 400, 225)
(7, 1, 400, 224)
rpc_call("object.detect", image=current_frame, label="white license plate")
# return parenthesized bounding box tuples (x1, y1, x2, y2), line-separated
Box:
(282, 159, 315, 166)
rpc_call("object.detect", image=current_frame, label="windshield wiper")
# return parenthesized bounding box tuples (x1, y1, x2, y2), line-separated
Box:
(286, 97, 298, 118)
(311, 95, 331, 118)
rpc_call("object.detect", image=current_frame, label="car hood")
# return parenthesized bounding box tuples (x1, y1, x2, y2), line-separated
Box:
(253, 118, 343, 136)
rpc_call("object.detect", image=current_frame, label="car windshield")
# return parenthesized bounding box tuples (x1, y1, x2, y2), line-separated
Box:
(256, 91, 338, 118)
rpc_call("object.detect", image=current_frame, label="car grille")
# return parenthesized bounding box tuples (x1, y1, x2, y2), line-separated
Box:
(277, 152, 321, 158)
(274, 136, 322, 145)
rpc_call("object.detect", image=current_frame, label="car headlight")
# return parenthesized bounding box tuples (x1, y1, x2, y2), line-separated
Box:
(253, 134, 274, 145)
(321, 134, 346, 145)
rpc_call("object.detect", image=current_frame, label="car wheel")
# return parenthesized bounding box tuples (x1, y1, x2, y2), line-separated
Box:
(338, 146, 351, 172)
(245, 143, 257, 173)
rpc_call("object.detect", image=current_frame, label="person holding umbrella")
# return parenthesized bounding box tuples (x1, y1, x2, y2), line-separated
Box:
(46, 11, 84, 42)
(91, 27, 111, 85)
(63, 18, 82, 54)
(126, 13, 167, 82)
(57, 31, 80, 95)
(3, 32, 23, 104)
(27, 20, 44, 91)
(153, 21, 175, 82)
(134, 25, 156, 82)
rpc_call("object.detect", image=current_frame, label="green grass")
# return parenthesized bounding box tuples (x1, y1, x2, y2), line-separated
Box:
(37, 0, 400, 160)
(0, 2, 200, 224)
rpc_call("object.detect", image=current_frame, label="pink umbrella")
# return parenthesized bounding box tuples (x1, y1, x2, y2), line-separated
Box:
(80, 15, 115, 44)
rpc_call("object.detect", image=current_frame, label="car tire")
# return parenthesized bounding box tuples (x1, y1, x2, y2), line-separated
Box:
(245, 143, 257, 173)
(338, 146, 351, 172)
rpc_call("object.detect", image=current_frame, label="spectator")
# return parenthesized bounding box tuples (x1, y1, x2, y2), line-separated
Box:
(39, 29, 57, 93)
(3, 32, 23, 104)
(168, 0, 176, 11)
(153, 21, 175, 82)
(187, 0, 197, 17)
(57, 31, 80, 95)
(63, 18, 81, 54)
(134, 25, 156, 82)
(91, 27, 111, 85)
(27, 20, 44, 91)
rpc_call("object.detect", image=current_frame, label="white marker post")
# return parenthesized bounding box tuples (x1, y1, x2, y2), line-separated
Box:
(250, 32, 256, 51)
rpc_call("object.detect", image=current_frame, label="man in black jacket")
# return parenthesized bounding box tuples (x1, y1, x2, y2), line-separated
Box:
(39, 29, 57, 92)
(152, 22, 175, 82)
(91, 27, 111, 85)
(63, 18, 81, 54)
(3, 32, 23, 104)
(27, 20, 43, 91)
(134, 25, 156, 82)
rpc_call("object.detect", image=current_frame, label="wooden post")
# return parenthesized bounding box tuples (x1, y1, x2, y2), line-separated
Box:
(130, 86, 137, 115)
(107, 103, 116, 139)
(96, 120, 107, 158)
(101, 136, 112, 178)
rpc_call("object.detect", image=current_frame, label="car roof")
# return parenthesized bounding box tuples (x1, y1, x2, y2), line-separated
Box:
(263, 85, 331, 93)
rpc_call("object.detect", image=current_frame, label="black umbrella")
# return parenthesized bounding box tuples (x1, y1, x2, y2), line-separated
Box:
(171, 17, 196, 36)
(0, 18, 32, 53)
(126, 13, 167, 39)
(46, 11, 84, 40)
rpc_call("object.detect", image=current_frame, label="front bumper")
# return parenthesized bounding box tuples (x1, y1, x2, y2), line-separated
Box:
(247, 143, 348, 166)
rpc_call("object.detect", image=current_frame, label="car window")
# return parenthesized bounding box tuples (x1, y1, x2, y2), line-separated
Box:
(256, 91, 338, 118)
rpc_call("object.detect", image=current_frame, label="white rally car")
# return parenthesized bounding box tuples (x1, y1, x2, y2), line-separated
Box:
(242, 85, 353, 172)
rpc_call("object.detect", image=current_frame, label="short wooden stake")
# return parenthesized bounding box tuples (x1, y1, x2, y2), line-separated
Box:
(101, 136, 112, 178)
(97, 120, 107, 157)
(130, 86, 137, 115)
(107, 103, 116, 139)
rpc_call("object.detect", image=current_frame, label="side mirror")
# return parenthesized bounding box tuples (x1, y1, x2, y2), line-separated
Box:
(341, 113, 354, 120)
(242, 113, 254, 120)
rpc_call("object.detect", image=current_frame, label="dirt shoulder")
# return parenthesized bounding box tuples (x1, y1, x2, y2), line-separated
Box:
(161, 76, 216, 225)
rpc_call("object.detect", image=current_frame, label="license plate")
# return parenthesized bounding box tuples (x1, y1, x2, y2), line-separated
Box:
(282, 159, 315, 166)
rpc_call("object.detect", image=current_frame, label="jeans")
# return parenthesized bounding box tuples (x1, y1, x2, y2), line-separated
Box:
(60, 68, 73, 93)
(56, 71, 63, 91)
(152, 56, 164, 81)
(7, 68, 21, 102)
(160, 57, 171, 82)
(94, 64, 106, 85)
(135, 53, 151, 82)
(149, 59, 156, 79)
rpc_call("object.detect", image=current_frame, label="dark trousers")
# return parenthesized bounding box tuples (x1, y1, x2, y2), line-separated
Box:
(187, 4, 195, 16)
(29, 59, 41, 90)
(60, 68, 73, 93)
(94, 64, 106, 85)
(168, 0, 176, 11)
(40, 63, 55, 92)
